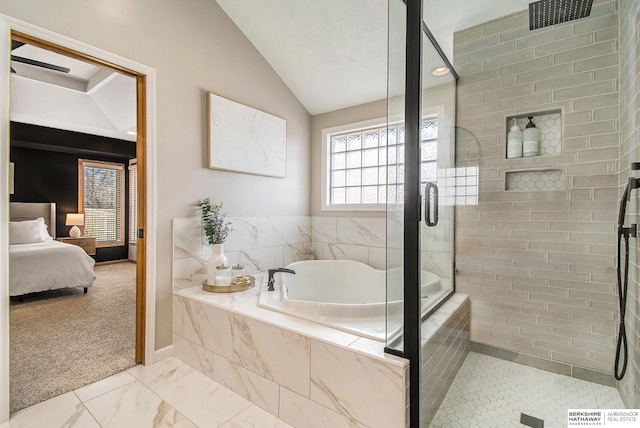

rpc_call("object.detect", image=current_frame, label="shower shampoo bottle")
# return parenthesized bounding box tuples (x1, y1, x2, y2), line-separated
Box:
(523, 116, 539, 157)
(507, 118, 523, 158)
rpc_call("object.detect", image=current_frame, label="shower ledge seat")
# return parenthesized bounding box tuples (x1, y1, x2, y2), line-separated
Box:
(172, 272, 470, 428)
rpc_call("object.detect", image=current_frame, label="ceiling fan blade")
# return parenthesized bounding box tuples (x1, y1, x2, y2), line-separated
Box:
(11, 55, 70, 73)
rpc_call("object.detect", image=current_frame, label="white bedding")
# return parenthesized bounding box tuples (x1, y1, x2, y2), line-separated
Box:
(9, 240, 96, 296)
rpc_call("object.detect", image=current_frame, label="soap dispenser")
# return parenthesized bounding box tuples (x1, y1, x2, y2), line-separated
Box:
(523, 116, 539, 157)
(507, 118, 523, 158)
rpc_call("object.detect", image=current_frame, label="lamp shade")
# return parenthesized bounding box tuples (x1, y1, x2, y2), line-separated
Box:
(65, 213, 85, 226)
(66, 213, 84, 238)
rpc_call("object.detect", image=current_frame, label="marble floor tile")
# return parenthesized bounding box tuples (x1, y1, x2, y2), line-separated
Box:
(154, 370, 252, 428)
(10, 392, 100, 428)
(84, 380, 185, 428)
(74, 370, 137, 402)
(128, 357, 195, 390)
(219, 405, 294, 428)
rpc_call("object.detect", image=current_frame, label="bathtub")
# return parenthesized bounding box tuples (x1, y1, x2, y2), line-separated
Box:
(257, 259, 446, 341)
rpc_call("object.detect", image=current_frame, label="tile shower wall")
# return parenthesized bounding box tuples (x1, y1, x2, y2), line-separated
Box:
(618, 0, 640, 409)
(454, 0, 621, 377)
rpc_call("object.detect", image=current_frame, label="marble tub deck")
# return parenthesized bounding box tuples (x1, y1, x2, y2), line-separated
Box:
(173, 274, 470, 427)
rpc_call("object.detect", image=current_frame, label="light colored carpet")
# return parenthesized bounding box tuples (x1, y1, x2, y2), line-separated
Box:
(9, 262, 137, 413)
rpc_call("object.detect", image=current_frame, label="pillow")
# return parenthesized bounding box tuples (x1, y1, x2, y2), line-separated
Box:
(9, 217, 52, 244)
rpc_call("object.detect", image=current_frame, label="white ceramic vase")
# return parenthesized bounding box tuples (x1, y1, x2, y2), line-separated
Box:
(207, 243, 228, 285)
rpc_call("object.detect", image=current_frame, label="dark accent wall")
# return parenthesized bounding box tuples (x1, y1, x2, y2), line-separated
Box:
(9, 122, 136, 262)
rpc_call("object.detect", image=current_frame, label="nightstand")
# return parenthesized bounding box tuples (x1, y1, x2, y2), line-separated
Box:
(57, 237, 96, 255)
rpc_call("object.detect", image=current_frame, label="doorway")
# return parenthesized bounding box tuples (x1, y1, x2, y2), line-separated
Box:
(0, 18, 157, 422)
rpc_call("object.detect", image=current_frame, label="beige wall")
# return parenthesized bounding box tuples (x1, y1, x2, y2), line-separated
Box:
(618, 0, 640, 408)
(454, 0, 621, 378)
(0, 0, 311, 349)
(310, 98, 387, 217)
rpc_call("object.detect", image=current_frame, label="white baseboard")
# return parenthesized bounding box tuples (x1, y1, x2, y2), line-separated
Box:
(153, 345, 173, 363)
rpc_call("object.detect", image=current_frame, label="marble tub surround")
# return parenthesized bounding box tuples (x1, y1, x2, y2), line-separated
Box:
(173, 216, 313, 291)
(173, 281, 413, 427)
(311, 216, 386, 269)
(174, 215, 390, 291)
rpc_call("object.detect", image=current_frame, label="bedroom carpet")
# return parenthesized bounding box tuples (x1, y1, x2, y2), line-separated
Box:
(9, 262, 137, 414)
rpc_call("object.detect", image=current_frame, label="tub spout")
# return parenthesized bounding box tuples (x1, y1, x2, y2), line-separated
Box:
(267, 268, 296, 291)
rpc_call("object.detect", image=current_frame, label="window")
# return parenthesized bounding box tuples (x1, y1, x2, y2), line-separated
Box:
(323, 117, 439, 210)
(128, 160, 138, 244)
(78, 159, 125, 247)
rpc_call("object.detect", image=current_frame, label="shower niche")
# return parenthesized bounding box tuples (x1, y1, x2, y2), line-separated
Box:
(504, 109, 562, 159)
(504, 109, 566, 191)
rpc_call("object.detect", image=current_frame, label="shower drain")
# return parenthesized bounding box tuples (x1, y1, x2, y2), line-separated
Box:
(520, 413, 544, 428)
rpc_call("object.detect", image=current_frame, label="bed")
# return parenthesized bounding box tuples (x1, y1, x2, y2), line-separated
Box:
(9, 202, 96, 297)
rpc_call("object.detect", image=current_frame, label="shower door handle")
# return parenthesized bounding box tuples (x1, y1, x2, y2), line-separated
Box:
(424, 182, 438, 227)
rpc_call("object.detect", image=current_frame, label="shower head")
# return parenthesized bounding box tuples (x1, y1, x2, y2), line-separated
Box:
(529, 0, 593, 30)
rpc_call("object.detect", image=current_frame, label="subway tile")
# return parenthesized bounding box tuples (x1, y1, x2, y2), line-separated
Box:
(534, 71, 593, 92)
(483, 48, 534, 69)
(512, 259, 570, 272)
(565, 111, 594, 125)
(554, 81, 617, 102)
(569, 232, 616, 244)
(521, 329, 571, 346)
(499, 91, 553, 110)
(552, 351, 610, 372)
(499, 56, 553, 77)
(482, 13, 529, 37)
(459, 68, 500, 85)
(530, 293, 589, 308)
(530, 211, 591, 221)
(593, 66, 619, 83)
(466, 75, 517, 96)
(454, 34, 500, 56)
(554, 41, 617, 64)
(516, 63, 573, 84)
(573, 92, 619, 110)
(530, 269, 590, 282)
(547, 252, 612, 266)
(573, 12, 619, 35)
(535, 340, 590, 359)
(515, 26, 573, 50)
(549, 222, 612, 232)
(534, 33, 593, 57)
(483, 83, 533, 102)
(454, 27, 484, 46)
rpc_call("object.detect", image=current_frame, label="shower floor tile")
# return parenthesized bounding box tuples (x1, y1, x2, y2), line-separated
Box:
(429, 352, 625, 428)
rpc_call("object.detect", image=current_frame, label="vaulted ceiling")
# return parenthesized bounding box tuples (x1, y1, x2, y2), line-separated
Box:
(10, 43, 137, 142)
(215, 0, 533, 115)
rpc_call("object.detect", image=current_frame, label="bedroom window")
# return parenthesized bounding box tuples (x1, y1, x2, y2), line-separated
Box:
(78, 159, 125, 247)
(129, 160, 138, 244)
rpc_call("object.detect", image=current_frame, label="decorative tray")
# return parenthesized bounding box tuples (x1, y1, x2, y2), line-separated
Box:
(202, 275, 255, 293)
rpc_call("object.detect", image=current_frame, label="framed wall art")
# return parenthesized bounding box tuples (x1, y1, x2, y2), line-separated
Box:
(207, 92, 287, 178)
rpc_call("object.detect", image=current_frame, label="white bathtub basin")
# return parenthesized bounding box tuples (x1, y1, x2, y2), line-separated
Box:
(257, 259, 445, 341)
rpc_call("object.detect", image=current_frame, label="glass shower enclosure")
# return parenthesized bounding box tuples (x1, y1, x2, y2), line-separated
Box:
(385, 0, 457, 425)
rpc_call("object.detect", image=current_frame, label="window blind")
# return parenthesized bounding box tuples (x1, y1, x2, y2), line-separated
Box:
(129, 161, 138, 244)
(79, 159, 125, 247)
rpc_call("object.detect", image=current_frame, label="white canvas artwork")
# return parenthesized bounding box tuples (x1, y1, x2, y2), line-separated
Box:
(208, 93, 287, 178)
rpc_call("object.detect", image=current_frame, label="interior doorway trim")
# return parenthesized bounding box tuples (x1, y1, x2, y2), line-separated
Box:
(0, 14, 157, 422)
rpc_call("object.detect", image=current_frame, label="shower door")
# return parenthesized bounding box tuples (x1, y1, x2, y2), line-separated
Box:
(385, 0, 457, 425)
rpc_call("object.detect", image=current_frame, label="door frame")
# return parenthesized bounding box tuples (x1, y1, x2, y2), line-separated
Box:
(0, 14, 157, 422)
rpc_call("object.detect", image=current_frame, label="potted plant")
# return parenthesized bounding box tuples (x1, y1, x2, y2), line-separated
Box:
(199, 198, 232, 285)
